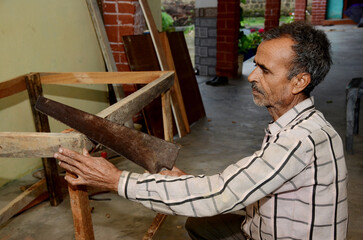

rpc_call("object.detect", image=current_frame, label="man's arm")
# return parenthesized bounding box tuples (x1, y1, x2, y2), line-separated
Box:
(54, 147, 186, 191)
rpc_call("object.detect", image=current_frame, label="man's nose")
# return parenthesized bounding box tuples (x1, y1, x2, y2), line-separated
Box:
(248, 68, 258, 83)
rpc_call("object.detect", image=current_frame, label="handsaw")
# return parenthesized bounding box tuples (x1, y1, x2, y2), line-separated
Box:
(35, 96, 180, 173)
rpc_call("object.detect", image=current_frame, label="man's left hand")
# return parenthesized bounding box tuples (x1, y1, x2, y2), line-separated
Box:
(54, 147, 122, 192)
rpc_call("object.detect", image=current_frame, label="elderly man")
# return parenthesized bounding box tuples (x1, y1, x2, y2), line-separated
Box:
(54, 22, 348, 240)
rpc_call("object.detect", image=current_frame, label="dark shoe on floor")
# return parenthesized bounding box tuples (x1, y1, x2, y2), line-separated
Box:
(206, 76, 228, 86)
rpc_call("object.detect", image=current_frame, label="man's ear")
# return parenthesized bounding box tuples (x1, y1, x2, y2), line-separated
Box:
(291, 73, 311, 94)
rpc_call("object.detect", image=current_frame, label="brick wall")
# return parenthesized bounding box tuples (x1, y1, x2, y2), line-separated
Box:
(311, 0, 327, 25)
(102, 0, 146, 72)
(216, 0, 240, 78)
(295, 0, 307, 21)
(264, 0, 281, 31)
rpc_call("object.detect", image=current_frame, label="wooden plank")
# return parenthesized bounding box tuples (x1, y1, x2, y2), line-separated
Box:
(161, 90, 173, 142)
(0, 178, 48, 226)
(167, 32, 206, 124)
(25, 73, 63, 207)
(0, 74, 27, 99)
(67, 173, 95, 240)
(39, 71, 165, 85)
(139, 0, 168, 70)
(97, 71, 175, 123)
(159, 32, 190, 136)
(139, 0, 188, 138)
(0, 72, 174, 159)
(85, 0, 117, 72)
(123, 35, 173, 139)
(142, 213, 168, 240)
(0, 132, 93, 158)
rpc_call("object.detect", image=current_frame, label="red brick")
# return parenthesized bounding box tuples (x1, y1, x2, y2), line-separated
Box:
(103, 14, 118, 25)
(117, 63, 130, 72)
(217, 36, 226, 42)
(119, 25, 134, 36)
(218, 2, 226, 13)
(103, 2, 116, 13)
(217, 20, 226, 29)
(120, 52, 129, 64)
(217, 43, 235, 52)
(226, 36, 237, 42)
(112, 52, 121, 63)
(122, 84, 137, 94)
(226, 19, 239, 29)
(118, 3, 136, 14)
(218, 29, 235, 36)
(105, 26, 119, 42)
(118, 15, 134, 25)
(110, 43, 125, 52)
(226, 5, 239, 13)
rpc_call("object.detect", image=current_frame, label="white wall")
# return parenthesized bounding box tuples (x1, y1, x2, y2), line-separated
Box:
(0, 0, 109, 187)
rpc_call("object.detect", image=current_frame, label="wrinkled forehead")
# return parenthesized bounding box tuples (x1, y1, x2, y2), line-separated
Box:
(255, 37, 295, 68)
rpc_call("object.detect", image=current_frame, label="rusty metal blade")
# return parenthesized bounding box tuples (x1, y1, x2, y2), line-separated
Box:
(35, 96, 180, 173)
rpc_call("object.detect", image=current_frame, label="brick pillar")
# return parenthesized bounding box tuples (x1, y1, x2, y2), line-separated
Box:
(264, 0, 281, 31)
(311, 0, 327, 25)
(216, 0, 240, 78)
(194, 8, 218, 76)
(295, 0, 307, 21)
(102, 0, 146, 72)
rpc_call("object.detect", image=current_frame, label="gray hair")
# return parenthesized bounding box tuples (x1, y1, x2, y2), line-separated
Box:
(263, 21, 332, 95)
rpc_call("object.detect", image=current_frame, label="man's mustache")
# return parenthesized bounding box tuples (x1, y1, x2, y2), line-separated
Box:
(251, 82, 264, 95)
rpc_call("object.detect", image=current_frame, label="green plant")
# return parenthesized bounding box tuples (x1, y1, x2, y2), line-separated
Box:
(247, 31, 262, 49)
(183, 25, 195, 34)
(238, 32, 251, 54)
(238, 30, 263, 54)
(161, 8, 174, 31)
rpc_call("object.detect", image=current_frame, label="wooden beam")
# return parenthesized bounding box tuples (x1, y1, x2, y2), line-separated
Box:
(159, 32, 190, 136)
(25, 73, 63, 207)
(0, 132, 93, 158)
(0, 178, 48, 226)
(0, 74, 27, 99)
(0, 72, 174, 159)
(97, 71, 175, 123)
(39, 71, 168, 85)
(67, 174, 95, 240)
(161, 91, 173, 142)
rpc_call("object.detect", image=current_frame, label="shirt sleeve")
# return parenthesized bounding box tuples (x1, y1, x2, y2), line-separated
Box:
(117, 135, 314, 217)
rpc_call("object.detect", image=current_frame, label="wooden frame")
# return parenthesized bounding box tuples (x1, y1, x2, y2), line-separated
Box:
(0, 71, 175, 239)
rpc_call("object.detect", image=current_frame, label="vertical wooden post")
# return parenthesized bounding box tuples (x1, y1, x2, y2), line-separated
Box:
(67, 173, 95, 240)
(142, 89, 172, 240)
(161, 90, 173, 142)
(25, 72, 63, 206)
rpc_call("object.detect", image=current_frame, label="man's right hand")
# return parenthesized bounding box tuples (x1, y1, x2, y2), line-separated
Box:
(159, 166, 187, 177)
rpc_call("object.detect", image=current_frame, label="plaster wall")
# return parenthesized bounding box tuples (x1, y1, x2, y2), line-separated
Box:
(0, 0, 109, 187)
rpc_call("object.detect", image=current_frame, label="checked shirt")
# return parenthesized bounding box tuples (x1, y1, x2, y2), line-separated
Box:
(118, 97, 348, 240)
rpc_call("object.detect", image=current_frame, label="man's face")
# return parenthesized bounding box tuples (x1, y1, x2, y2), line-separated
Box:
(248, 37, 296, 109)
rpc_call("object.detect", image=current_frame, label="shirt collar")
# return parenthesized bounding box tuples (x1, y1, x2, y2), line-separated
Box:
(267, 97, 315, 135)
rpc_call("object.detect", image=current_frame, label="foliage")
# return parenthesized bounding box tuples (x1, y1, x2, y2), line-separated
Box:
(183, 25, 195, 34)
(161, 8, 174, 31)
(238, 29, 263, 54)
